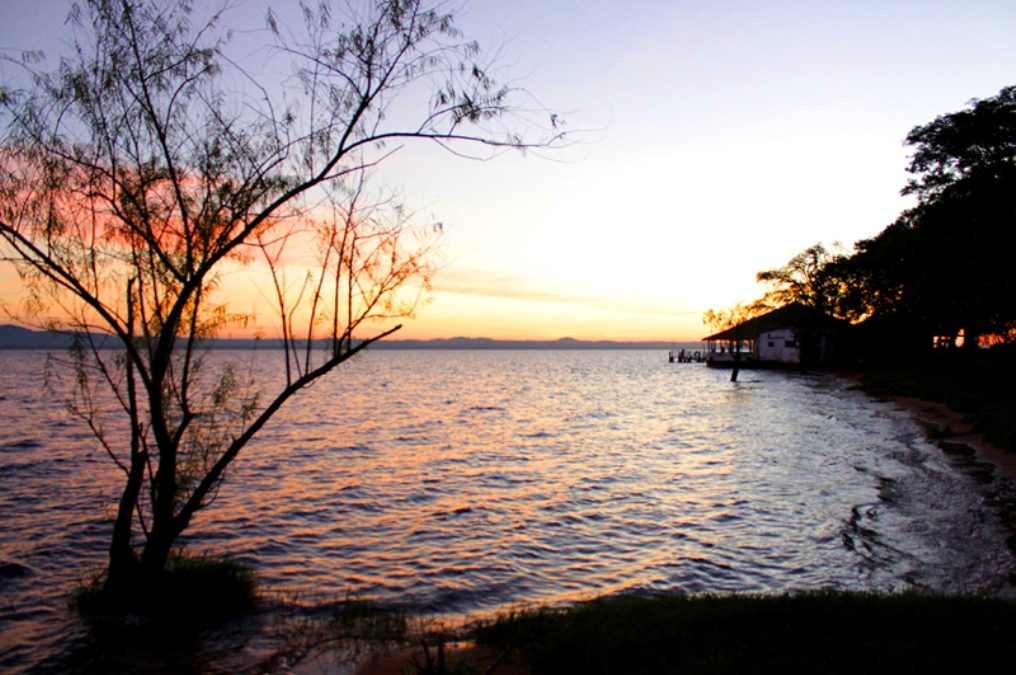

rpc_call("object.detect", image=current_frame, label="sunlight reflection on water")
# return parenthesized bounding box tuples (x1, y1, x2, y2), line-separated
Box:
(1, 349, 1014, 669)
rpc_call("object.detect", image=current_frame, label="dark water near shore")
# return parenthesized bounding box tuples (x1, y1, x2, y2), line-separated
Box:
(1, 349, 1014, 671)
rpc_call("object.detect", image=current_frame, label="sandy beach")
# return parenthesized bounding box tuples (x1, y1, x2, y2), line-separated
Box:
(892, 395, 1016, 483)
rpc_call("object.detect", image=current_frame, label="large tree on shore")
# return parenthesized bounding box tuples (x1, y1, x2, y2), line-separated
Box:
(0, 0, 564, 593)
(702, 241, 851, 329)
(753, 242, 851, 319)
(840, 86, 1016, 346)
(708, 86, 1016, 352)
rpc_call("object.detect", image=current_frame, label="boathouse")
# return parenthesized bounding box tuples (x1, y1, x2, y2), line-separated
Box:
(703, 303, 847, 368)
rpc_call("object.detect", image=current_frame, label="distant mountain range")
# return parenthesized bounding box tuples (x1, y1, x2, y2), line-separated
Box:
(0, 325, 691, 351)
(0, 325, 86, 349)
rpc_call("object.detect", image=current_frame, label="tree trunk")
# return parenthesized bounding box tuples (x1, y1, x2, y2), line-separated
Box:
(106, 452, 145, 591)
(139, 524, 176, 582)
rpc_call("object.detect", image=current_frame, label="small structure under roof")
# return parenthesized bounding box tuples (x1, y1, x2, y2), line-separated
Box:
(702, 303, 847, 368)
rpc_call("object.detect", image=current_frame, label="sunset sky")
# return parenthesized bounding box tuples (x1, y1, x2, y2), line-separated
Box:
(3, 0, 1016, 341)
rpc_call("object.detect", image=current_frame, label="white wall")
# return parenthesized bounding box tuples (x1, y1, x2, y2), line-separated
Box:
(757, 328, 800, 363)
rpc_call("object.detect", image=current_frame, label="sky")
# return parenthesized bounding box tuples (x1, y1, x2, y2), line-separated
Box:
(2, 0, 1016, 341)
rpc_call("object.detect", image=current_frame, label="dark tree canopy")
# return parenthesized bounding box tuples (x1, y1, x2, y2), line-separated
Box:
(904, 86, 1016, 202)
(710, 85, 1016, 353)
(754, 243, 847, 319)
(704, 243, 854, 332)
(864, 85, 1016, 345)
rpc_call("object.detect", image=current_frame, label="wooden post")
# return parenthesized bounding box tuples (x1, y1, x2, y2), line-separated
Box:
(730, 338, 740, 382)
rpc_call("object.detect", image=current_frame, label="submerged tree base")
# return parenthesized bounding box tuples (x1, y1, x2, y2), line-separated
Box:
(474, 591, 1016, 675)
(74, 550, 258, 620)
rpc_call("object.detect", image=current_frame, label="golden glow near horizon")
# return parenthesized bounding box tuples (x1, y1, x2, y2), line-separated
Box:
(3, 1, 1016, 341)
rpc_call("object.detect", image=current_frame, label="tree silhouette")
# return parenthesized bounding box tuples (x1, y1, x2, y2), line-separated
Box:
(0, 0, 565, 593)
(754, 243, 851, 318)
(703, 86, 1016, 363)
(904, 86, 1016, 202)
(844, 86, 1016, 347)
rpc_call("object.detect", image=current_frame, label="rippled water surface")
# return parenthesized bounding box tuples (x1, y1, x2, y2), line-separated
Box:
(2, 349, 1014, 670)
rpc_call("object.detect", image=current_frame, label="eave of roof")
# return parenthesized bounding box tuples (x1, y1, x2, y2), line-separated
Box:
(702, 303, 845, 341)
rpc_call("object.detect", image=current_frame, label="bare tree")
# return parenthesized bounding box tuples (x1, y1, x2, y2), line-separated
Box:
(0, 0, 564, 593)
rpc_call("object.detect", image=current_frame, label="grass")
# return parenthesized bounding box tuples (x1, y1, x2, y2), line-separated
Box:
(53, 552, 263, 672)
(74, 549, 258, 619)
(252, 597, 412, 673)
(859, 347, 1016, 452)
(69, 563, 1016, 673)
(474, 591, 1016, 674)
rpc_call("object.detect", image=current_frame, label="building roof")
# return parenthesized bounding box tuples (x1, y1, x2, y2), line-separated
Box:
(703, 303, 846, 341)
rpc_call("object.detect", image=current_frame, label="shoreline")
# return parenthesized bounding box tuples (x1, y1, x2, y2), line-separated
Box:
(856, 376, 1016, 591)
(890, 394, 1016, 484)
(337, 378, 1016, 675)
(834, 367, 1016, 483)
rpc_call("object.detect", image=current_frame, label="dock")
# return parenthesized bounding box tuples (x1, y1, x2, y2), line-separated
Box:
(669, 347, 705, 363)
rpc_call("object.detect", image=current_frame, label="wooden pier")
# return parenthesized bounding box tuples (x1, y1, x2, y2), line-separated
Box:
(669, 348, 705, 363)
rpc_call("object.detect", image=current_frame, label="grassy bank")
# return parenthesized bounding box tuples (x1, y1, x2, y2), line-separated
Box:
(74, 550, 258, 618)
(858, 348, 1016, 453)
(473, 591, 1016, 674)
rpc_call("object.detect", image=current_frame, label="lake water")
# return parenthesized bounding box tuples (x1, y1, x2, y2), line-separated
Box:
(2, 349, 1014, 670)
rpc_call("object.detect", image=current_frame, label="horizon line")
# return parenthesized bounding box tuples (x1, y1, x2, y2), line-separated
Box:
(0, 324, 706, 348)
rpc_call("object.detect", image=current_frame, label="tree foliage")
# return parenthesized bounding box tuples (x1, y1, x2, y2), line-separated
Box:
(845, 86, 1016, 346)
(0, 0, 564, 593)
(703, 242, 851, 332)
(702, 301, 765, 333)
(706, 85, 1016, 350)
(903, 85, 1016, 202)
(754, 243, 849, 318)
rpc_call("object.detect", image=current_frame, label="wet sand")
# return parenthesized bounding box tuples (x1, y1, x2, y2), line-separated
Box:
(892, 394, 1016, 483)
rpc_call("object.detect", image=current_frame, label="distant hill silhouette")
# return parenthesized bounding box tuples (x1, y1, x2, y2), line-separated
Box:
(0, 325, 689, 351)
(0, 325, 78, 349)
(373, 337, 680, 350)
